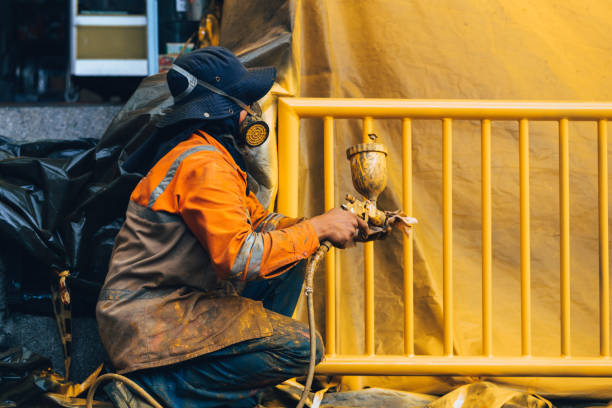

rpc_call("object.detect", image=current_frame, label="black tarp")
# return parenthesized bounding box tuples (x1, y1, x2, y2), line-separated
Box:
(0, 346, 56, 406)
(0, 73, 174, 316)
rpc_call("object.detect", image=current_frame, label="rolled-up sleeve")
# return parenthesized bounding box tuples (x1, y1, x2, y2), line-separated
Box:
(177, 154, 319, 281)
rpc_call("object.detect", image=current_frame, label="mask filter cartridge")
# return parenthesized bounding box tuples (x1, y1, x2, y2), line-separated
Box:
(240, 103, 269, 147)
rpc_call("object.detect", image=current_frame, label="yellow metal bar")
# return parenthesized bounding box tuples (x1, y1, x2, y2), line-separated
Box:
(402, 118, 414, 356)
(317, 355, 612, 376)
(275, 97, 612, 379)
(519, 119, 531, 357)
(481, 119, 492, 357)
(599, 119, 609, 357)
(279, 98, 612, 120)
(559, 118, 571, 357)
(277, 99, 299, 217)
(323, 116, 336, 356)
(442, 118, 453, 356)
(363, 116, 375, 356)
(363, 117, 373, 143)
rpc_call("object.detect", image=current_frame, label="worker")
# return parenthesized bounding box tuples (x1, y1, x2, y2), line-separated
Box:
(96, 46, 369, 408)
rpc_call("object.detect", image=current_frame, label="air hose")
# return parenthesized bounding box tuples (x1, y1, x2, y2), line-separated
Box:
(296, 240, 332, 408)
(87, 242, 332, 408)
(86, 373, 164, 408)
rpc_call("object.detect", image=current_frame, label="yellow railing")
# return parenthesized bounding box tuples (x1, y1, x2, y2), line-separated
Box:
(277, 98, 612, 377)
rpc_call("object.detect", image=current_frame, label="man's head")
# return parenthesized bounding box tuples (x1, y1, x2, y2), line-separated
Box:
(157, 46, 276, 147)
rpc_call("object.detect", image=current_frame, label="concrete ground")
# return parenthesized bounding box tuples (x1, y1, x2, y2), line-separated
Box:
(0, 105, 122, 142)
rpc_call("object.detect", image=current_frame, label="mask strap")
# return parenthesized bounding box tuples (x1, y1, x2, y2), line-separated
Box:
(171, 64, 197, 102)
(171, 64, 258, 116)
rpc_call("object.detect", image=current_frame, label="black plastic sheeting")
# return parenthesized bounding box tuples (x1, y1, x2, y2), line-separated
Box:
(0, 73, 175, 316)
(0, 346, 55, 407)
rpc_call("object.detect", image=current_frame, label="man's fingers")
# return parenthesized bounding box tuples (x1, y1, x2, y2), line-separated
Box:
(355, 215, 370, 234)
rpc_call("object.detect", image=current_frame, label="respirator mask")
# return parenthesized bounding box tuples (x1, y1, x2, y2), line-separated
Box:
(239, 102, 269, 148)
(170, 64, 269, 148)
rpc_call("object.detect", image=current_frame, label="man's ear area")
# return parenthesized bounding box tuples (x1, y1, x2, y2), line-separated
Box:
(239, 110, 247, 124)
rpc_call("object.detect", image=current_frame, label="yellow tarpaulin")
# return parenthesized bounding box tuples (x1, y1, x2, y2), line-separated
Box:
(220, 0, 612, 399)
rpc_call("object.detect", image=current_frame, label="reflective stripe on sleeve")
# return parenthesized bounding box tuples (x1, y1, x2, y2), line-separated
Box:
(148, 145, 217, 208)
(230, 232, 265, 280)
(254, 213, 285, 233)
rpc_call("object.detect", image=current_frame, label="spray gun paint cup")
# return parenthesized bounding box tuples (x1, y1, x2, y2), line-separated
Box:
(344, 139, 389, 229)
(346, 142, 388, 203)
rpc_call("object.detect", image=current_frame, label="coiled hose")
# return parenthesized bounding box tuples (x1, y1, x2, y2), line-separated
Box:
(87, 241, 332, 408)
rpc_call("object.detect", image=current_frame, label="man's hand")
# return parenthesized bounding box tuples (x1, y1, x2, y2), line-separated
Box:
(309, 208, 370, 249)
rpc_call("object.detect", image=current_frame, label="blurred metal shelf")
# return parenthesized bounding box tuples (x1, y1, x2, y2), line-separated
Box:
(69, 0, 158, 78)
(73, 59, 149, 76)
(74, 15, 148, 26)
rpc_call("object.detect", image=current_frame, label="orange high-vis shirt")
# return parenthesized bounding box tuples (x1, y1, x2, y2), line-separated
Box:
(129, 131, 320, 280)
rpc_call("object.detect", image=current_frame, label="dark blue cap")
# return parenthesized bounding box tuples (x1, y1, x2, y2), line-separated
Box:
(157, 46, 276, 128)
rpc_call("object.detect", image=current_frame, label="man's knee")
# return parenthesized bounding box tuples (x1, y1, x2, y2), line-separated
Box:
(266, 312, 325, 371)
(314, 331, 324, 364)
(292, 328, 324, 365)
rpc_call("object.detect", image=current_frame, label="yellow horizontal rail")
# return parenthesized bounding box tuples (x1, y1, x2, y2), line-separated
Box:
(319, 356, 612, 377)
(279, 98, 612, 120)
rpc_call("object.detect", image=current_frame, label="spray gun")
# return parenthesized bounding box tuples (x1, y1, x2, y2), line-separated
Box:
(342, 134, 389, 229)
(342, 134, 417, 238)
(296, 134, 417, 408)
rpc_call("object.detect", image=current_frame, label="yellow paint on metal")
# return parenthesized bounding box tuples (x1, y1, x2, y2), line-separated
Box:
(277, 100, 299, 217)
(324, 116, 336, 356)
(317, 356, 612, 376)
(599, 119, 610, 358)
(402, 118, 414, 357)
(559, 118, 571, 357)
(362, 117, 375, 356)
(481, 119, 492, 357)
(276, 97, 612, 378)
(278, 98, 612, 120)
(442, 118, 453, 357)
(519, 119, 531, 357)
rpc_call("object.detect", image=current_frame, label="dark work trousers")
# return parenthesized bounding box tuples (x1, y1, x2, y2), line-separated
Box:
(127, 261, 324, 408)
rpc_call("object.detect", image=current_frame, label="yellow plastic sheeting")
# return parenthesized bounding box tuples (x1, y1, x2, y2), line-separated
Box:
(277, 380, 552, 407)
(428, 382, 553, 408)
(220, 0, 299, 209)
(220, 0, 612, 398)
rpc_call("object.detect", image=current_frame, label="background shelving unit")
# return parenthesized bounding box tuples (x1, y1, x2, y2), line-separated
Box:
(69, 0, 158, 77)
